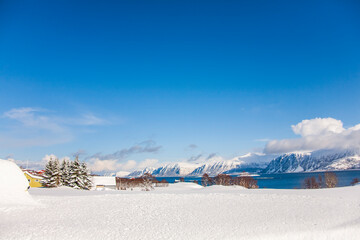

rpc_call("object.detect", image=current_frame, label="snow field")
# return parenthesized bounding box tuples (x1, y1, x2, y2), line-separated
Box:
(0, 159, 36, 208)
(1, 183, 359, 239)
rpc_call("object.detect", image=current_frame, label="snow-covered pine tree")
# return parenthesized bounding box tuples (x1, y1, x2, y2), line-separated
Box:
(69, 157, 92, 190)
(60, 159, 71, 186)
(80, 162, 92, 190)
(41, 157, 61, 188)
(69, 157, 82, 189)
(53, 158, 61, 187)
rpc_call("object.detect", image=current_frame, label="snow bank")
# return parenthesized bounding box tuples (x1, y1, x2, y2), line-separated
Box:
(2, 183, 360, 239)
(166, 182, 203, 190)
(91, 176, 116, 186)
(0, 159, 35, 207)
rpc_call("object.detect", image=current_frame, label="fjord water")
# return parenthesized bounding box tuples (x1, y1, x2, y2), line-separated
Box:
(156, 170, 360, 189)
(255, 170, 360, 189)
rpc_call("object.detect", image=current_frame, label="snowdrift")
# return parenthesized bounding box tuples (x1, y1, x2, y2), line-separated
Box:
(0, 159, 35, 206)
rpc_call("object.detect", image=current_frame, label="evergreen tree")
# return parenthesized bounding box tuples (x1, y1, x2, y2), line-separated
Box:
(80, 162, 92, 190)
(53, 158, 61, 187)
(60, 159, 71, 186)
(41, 157, 60, 188)
(69, 157, 92, 190)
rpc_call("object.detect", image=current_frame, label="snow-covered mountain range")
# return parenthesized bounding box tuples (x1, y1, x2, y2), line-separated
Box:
(125, 149, 360, 177)
(127, 153, 274, 177)
(263, 149, 360, 174)
(127, 167, 156, 178)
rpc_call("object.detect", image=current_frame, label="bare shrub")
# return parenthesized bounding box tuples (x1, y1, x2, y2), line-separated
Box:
(233, 176, 258, 189)
(116, 175, 157, 190)
(324, 172, 338, 188)
(201, 173, 213, 187)
(317, 174, 323, 188)
(141, 173, 155, 191)
(214, 174, 232, 186)
(351, 178, 359, 186)
(303, 176, 320, 189)
(161, 179, 169, 187)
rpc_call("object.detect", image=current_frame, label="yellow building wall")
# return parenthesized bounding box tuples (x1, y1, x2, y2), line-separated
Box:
(24, 172, 43, 188)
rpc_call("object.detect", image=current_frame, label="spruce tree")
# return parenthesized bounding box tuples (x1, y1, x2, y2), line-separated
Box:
(60, 159, 71, 186)
(69, 157, 92, 190)
(69, 157, 82, 189)
(80, 162, 92, 190)
(53, 158, 61, 187)
(41, 158, 60, 188)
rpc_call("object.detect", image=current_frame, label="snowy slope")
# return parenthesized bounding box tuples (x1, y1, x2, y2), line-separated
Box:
(2, 184, 360, 239)
(151, 162, 198, 177)
(127, 153, 277, 177)
(0, 159, 35, 207)
(223, 153, 277, 174)
(127, 167, 156, 178)
(263, 149, 360, 173)
(188, 159, 242, 176)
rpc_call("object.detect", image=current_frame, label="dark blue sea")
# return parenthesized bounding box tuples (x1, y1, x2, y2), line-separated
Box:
(155, 170, 360, 189)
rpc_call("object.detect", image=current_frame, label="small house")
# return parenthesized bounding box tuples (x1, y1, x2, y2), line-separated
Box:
(23, 170, 43, 188)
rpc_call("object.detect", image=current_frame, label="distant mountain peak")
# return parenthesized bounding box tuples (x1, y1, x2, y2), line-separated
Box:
(263, 148, 360, 174)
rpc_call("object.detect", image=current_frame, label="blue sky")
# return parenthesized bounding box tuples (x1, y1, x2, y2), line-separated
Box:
(0, 1, 360, 170)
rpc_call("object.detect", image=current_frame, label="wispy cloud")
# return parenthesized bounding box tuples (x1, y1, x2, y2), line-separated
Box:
(89, 140, 162, 161)
(0, 107, 106, 147)
(254, 138, 271, 142)
(3, 107, 64, 132)
(87, 140, 162, 173)
(89, 158, 160, 173)
(187, 154, 203, 162)
(186, 152, 222, 163)
(264, 117, 360, 154)
(187, 144, 198, 150)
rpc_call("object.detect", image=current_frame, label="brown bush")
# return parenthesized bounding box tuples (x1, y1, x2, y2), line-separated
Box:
(324, 172, 338, 188)
(303, 176, 320, 189)
(214, 174, 232, 186)
(351, 178, 359, 186)
(115, 173, 162, 191)
(201, 173, 213, 187)
(233, 176, 258, 189)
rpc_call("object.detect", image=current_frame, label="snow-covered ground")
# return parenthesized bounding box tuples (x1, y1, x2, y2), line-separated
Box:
(1, 182, 360, 240)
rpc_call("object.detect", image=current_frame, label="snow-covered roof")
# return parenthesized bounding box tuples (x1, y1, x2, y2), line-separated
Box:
(92, 176, 116, 186)
(23, 171, 43, 180)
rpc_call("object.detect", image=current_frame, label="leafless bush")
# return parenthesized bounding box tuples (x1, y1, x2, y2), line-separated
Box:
(115, 174, 160, 190)
(303, 176, 320, 189)
(351, 178, 359, 186)
(201, 173, 213, 187)
(141, 173, 155, 191)
(233, 176, 258, 189)
(214, 174, 232, 186)
(155, 179, 169, 187)
(324, 172, 338, 188)
(161, 179, 169, 187)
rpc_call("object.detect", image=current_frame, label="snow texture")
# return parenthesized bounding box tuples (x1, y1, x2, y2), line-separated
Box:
(1, 182, 360, 239)
(0, 159, 35, 207)
(264, 149, 360, 173)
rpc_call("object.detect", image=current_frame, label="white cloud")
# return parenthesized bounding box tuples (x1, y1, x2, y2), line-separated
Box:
(291, 118, 344, 137)
(137, 159, 159, 169)
(0, 107, 106, 148)
(42, 154, 58, 162)
(265, 118, 360, 154)
(88, 158, 161, 173)
(4, 107, 64, 132)
(121, 160, 137, 171)
(90, 159, 120, 172)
